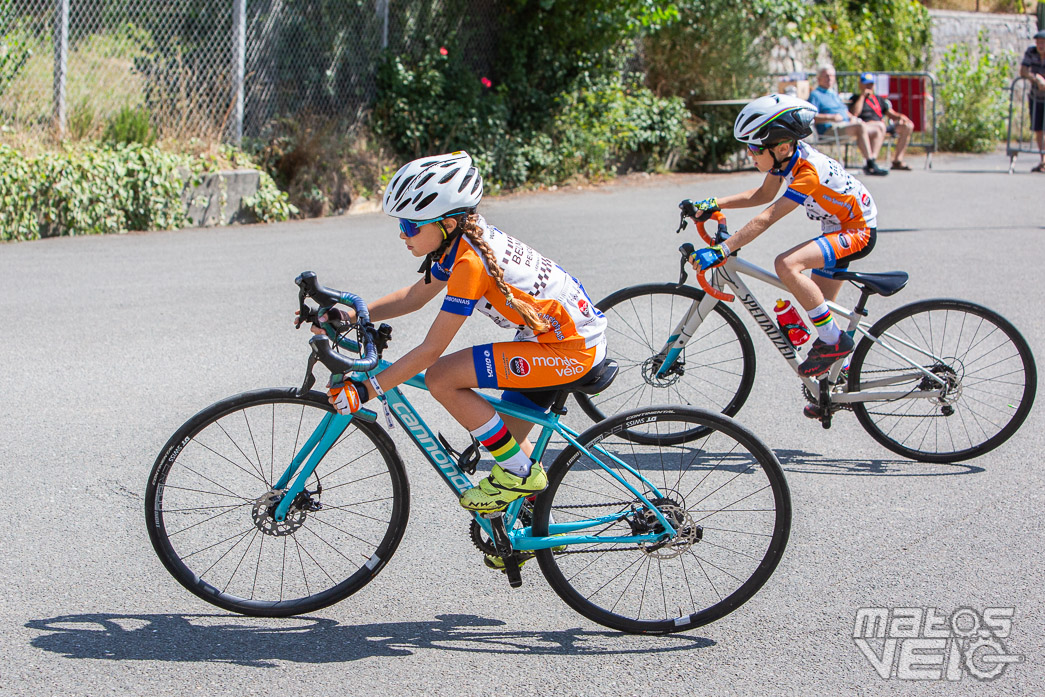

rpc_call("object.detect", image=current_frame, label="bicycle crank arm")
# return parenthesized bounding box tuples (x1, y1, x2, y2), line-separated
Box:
(484, 512, 523, 588)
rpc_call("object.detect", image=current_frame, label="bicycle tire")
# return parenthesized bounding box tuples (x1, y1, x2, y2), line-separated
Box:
(848, 299, 1037, 462)
(145, 388, 410, 617)
(576, 283, 756, 444)
(532, 406, 791, 634)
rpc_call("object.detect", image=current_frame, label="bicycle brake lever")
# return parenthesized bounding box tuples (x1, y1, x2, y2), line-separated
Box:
(675, 211, 689, 234)
(297, 351, 318, 397)
(678, 243, 695, 285)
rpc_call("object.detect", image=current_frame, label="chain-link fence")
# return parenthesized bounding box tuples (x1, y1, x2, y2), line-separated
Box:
(0, 0, 499, 144)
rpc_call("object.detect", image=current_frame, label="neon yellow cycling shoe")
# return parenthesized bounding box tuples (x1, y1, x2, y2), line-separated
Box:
(483, 552, 534, 571)
(459, 463, 548, 513)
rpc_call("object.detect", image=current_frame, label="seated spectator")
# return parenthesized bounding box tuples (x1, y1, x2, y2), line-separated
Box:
(808, 65, 888, 176)
(1019, 30, 1045, 172)
(850, 72, 915, 171)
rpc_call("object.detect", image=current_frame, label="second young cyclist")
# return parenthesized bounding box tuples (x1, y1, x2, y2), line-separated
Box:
(307, 151, 607, 515)
(684, 93, 878, 382)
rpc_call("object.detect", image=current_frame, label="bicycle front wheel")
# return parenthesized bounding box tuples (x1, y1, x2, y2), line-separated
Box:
(532, 406, 791, 634)
(145, 388, 410, 616)
(848, 299, 1037, 462)
(577, 283, 756, 444)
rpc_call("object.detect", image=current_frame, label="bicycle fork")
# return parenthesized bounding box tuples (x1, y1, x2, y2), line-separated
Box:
(655, 291, 721, 379)
(269, 411, 356, 522)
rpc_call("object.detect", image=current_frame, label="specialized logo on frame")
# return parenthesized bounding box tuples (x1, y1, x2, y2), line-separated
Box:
(852, 606, 1024, 682)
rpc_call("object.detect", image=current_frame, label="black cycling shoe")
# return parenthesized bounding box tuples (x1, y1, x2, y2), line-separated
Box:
(798, 334, 855, 378)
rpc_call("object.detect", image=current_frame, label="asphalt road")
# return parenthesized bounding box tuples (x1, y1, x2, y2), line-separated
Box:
(1, 151, 1042, 696)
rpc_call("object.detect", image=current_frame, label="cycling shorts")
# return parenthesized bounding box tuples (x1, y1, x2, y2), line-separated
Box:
(473, 340, 606, 410)
(811, 227, 877, 279)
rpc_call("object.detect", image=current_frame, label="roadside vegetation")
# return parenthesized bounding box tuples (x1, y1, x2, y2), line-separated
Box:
(0, 0, 1025, 240)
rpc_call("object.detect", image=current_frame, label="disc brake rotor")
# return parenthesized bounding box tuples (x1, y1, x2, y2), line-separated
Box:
(252, 490, 311, 536)
(642, 356, 683, 388)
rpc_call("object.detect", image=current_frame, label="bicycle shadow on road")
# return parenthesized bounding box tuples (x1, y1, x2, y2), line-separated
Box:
(773, 448, 984, 477)
(25, 613, 713, 667)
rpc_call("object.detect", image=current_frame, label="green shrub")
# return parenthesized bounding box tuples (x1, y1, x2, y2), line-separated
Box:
(0, 143, 296, 241)
(936, 31, 1014, 152)
(494, 0, 678, 134)
(103, 105, 156, 145)
(812, 0, 932, 73)
(528, 76, 688, 184)
(373, 36, 686, 190)
(373, 40, 509, 160)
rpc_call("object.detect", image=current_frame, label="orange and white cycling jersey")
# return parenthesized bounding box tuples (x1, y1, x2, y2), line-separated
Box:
(431, 216, 607, 350)
(776, 141, 878, 233)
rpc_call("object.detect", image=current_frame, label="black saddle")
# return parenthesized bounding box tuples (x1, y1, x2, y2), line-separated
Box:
(831, 271, 909, 296)
(513, 359, 618, 396)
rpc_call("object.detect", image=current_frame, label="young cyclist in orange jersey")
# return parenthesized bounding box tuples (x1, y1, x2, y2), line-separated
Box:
(684, 93, 878, 381)
(307, 151, 607, 513)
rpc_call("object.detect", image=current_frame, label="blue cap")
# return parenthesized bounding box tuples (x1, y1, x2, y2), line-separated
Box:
(859, 72, 875, 84)
(1035, 29, 1045, 39)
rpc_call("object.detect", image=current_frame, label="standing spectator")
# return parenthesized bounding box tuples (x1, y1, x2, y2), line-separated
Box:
(1020, 30, 1045, 172)
(849, 72, 915, 171)
(808, 66, 888, 176)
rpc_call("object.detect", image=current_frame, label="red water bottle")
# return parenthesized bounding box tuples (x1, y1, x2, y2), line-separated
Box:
(774, 299, 811, 347)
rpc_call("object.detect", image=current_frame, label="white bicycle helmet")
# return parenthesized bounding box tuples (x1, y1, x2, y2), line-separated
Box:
(733, 94, 816, 147)
(382, 151, 483, 221)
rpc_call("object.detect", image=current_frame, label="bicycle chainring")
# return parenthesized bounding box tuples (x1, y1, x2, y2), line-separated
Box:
(469, 501, 534, 555)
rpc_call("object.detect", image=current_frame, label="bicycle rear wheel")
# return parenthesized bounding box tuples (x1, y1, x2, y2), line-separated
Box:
(576, 283, 756, 444)
(532, 406, 790, 634)
(848, 299, 1036, 462)
(145, 388, 410, 616)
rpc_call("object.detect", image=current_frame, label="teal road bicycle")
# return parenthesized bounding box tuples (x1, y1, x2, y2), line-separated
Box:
(145, 272, 792, 634)
(576, 210, 1037, 462)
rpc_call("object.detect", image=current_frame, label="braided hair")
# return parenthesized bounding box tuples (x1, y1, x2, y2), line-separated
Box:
(457, 215, 551, 334)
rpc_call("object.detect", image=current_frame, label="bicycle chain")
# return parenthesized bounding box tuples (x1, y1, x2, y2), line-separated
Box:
(852, 366, 957, 418)
(805, 366, 956, 418)
(543, 502, 673, 556)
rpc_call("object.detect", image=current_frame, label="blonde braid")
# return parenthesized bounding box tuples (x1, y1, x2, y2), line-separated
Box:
(461, 216, 551, 334)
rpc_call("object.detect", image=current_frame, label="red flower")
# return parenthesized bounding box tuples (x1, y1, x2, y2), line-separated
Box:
(439, 46, 448, 56)
(481, 77, 492, 88)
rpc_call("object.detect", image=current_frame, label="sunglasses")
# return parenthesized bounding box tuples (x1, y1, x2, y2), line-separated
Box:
(398, 216, 445, 238)
(748, 144, 768, 155)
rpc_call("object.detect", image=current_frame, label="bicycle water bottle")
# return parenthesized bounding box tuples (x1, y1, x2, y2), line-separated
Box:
(774, 299, 811, 347)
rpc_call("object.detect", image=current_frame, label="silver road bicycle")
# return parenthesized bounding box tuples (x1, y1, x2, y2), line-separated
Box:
(576, 211, 1036, 463)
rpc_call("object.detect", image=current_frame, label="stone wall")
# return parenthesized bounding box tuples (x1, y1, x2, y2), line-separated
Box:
(768, 8, 1039, 76)
(929, 8, 1038, 67)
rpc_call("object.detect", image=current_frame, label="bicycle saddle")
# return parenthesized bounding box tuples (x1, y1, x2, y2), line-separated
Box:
(514, 359, 618, 395)
(832, 271, 909, 296)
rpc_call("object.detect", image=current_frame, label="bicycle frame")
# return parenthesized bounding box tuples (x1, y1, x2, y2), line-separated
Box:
(657, 254, 951, 403)
(268, 348, 681, 554)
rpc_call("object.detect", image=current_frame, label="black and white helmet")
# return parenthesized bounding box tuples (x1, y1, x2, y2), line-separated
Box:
(733, 94, 816, 147)
(382, 151, 483, 221)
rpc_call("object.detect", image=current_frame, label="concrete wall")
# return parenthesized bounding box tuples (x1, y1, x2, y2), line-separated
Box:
(182, 170, 262, 227)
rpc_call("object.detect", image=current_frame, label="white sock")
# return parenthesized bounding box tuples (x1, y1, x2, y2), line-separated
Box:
(808, 302, 841, 344)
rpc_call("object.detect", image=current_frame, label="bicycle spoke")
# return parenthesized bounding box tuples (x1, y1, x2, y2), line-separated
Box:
(535, 407, 789, 633)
